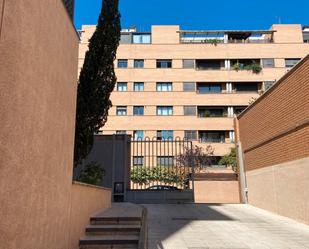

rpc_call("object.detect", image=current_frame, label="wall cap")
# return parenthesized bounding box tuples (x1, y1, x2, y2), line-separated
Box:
(72, 180, 112, 191)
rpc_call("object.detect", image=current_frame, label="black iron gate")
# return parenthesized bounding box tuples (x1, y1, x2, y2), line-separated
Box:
(130, 137, 194, 190)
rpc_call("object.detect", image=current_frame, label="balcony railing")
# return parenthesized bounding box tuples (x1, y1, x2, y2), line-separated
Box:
(199, 137, 225, 143)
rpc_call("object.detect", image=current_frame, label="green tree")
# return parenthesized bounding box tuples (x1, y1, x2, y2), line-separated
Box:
(78, 162, 105, 185)
(74, 0, 121, 166)
(219, 148, 237, 171)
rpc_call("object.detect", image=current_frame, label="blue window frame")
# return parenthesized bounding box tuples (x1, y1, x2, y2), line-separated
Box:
(156, 82, 172, 91)
(157, 106, 173, 116)
(157, 156, 174, 166)
(116, 106, 127, 116)
(156, 60, 172, 68)
(117, 82, 127, 91)
(133, 130, 144, 140)
(134, 59, 144, 68)
(157, 130, 173, 140)
(134, 82, 144, 91)
(133, 156, 144, 166)
(132, 34, 151, 44)
(117, 59, 128, 68)
(133, 106, 144, 116)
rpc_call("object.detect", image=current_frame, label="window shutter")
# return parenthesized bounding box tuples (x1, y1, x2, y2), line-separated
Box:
(262, 58, 275, 68)
(183, 82, 195, 92)
(183, 59, 195, 68)
(184, 106, 196, 116)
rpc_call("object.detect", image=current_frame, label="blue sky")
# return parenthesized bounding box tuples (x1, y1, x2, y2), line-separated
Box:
(74, 0, 309, 31)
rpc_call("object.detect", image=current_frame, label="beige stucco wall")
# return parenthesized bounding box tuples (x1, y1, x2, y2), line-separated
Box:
(246, 157, 309, 225)
(69, 182, 111, 249)
(151, 25, 180, 44)
(195, 181, 240, 203)
(0, 1, 111, 249)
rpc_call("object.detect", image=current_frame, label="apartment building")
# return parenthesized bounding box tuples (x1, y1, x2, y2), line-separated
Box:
(78, 24, 309, 162)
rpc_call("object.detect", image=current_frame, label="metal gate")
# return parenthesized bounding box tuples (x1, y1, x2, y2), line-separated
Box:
(129, 137, 194, 190)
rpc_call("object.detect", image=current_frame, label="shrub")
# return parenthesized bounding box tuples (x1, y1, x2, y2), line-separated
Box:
(78, 161, 105, 185)
(219, 148, 237, 171)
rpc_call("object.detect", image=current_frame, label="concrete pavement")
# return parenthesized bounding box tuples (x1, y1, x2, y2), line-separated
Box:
(144, 204, 309, 249)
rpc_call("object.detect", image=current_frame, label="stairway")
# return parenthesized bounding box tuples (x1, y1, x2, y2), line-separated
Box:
(79, 203, 147, 249)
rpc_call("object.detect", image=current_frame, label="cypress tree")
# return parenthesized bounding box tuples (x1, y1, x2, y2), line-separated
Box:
(74, 0, 121, 166)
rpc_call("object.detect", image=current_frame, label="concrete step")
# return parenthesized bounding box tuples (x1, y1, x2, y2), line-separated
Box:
(85, 224, 141, 235)
(90, 216, 141, 225)
(79, 235, 139, 249)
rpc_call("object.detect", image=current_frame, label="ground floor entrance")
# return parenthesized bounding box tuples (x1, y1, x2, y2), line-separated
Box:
(145, 204, 309, 249)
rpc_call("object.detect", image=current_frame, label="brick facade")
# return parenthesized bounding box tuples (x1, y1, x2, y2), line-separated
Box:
(237, 55, 309, 171)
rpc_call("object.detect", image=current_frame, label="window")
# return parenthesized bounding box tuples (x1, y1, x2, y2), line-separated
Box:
(156, 59, 172, 68)
(134, 59, 144, 68)
(303, 32, 309, 43)
(134, 82, 144, 91)
(262, 58, 275, 68)
(132, 34, 151, 44)
(285, 58, 301, 68)
(157, 106, 173, 116)
(157, 130, 173, 141)
(183, 82, 195, 92)
(184, 106, 196, 116)
(117, 59, 128, 68)
(157, 156, 174, 166)
(133, 130, 144, 140)
(156, 82, 172, 91)
(116, 130, 126, 135)
(197, 84, 222, 93)
(133, 106, 144, 116)
(234, 83, 258, 92)
(133, 156, 144, 166)
(264, 81, 276, 91)
(117, 82, 127, 91)
(183, 59, 195, 68)
(120, 33, 132, 44)
(184, 130, 197, 141)
(199, 131, 225, 143)
(116, 106, 127, 116)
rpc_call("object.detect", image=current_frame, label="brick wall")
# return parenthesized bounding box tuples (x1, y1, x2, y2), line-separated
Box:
(237, 55, 309, 171)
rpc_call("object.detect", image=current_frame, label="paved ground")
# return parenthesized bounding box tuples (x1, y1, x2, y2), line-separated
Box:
(144, 204, 309, 249)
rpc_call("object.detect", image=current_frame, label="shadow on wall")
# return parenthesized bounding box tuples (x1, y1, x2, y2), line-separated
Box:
(74, 135, 130, 190)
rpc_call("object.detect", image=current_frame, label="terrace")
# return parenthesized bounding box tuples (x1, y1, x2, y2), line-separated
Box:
(179, 30, 275, 44)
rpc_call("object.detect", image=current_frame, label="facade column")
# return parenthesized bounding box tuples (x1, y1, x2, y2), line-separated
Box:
(225, 59, 231, 69)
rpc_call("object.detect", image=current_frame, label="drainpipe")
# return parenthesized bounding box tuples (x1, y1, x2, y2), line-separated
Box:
(236, 141, 248, 204)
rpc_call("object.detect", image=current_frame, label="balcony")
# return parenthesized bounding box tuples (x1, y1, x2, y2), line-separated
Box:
(196, 59, 225, 70)
(230, 59, 262, 73)
(234, 106, 248, 116)
(179, 30, 274, 44)
(233, 82, 260, 93)
(199, 131, 226, 143)
(198, 107, 228, 118)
